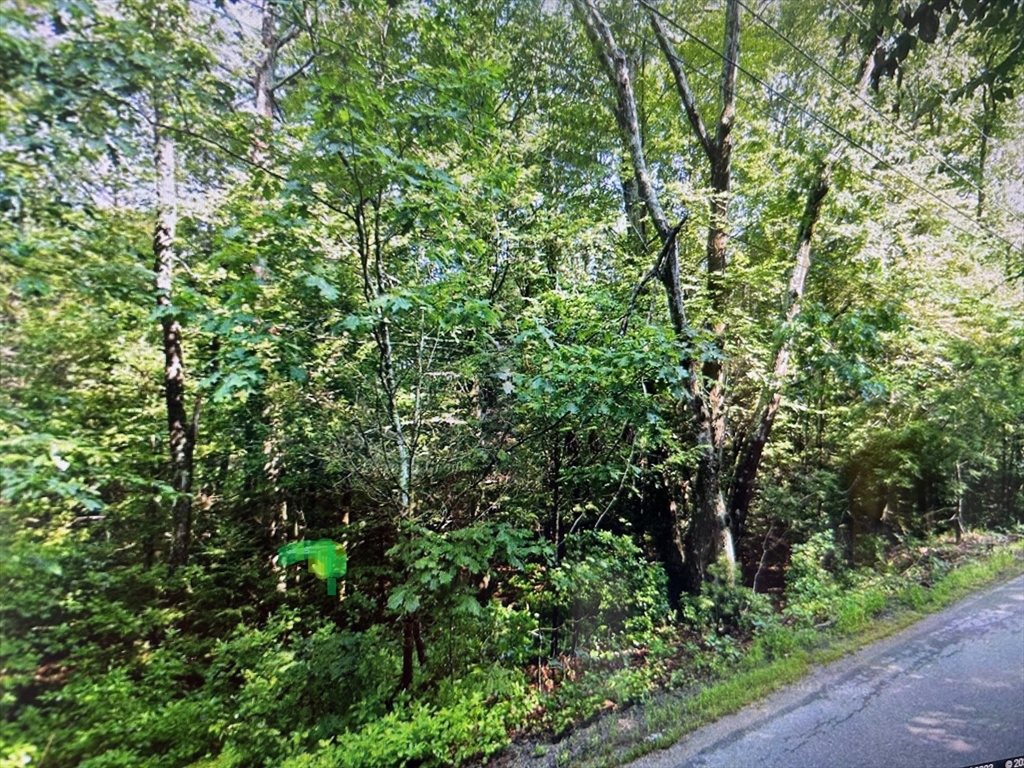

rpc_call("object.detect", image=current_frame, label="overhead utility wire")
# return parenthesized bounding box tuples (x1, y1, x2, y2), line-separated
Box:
(636, 41, 821, 259)
(637, 14, 1022, 262)
(642, 16, 991, 255)
(660, 47, 1015, 267)
(643, 0, 1011, 256)
(832, 0, 1001, 144)
(735, 0, 1019, 226)
(629, 26, 958, 260)
(836, 0, 1003, 145)
(638, 0, 1022, 256)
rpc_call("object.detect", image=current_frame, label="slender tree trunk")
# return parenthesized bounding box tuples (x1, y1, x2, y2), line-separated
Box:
(396, 610, 427, 694)
(353, 186, 424, 691)
(252, 0, 278, 166)
(251, 0, 279, 293)
(705, 0, 739, 308)
(729, 161, 832, 536)
(153, 121, 195, 569)
(577, 0, 744, 594)
(953, 461, 967, 542)
(976, 84, 995, 220)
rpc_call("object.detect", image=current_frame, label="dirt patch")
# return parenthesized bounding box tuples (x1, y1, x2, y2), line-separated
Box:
(486, 687, 697, 768)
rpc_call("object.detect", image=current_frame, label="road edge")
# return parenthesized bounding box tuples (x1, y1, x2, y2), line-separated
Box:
(500, 537, 1024, 768)
(612, 539, 1024, 768)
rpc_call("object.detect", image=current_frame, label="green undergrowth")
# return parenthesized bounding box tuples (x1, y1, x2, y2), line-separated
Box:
(5, 534, 1020, 768)
(510, 532, 1024, 768)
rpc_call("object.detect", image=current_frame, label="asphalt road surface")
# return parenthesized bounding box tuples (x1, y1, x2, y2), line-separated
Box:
(630, 572, 1024, 768)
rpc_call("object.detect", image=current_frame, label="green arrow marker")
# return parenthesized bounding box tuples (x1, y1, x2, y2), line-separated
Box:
(278, 539, 347, 595)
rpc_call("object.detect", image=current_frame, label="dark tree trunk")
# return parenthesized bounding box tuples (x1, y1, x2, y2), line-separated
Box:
(398, 613, 426, 692)
(400, 616, 414, 691)
(153, 124, 196, 569)
(576, 0, 742, 593)
(685, 439, 733, 588)
(729, 161, 832, 536)
(641, 456, 688, 606)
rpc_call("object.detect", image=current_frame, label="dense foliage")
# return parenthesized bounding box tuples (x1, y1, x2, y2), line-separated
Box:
(2, 0, 1022, 765)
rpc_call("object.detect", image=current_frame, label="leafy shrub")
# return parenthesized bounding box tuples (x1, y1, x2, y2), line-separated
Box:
(524, 531, 670, 651)
(784, 531, 844, 626)
(681, 562, 776, 637)
(485, 601, 541, 667)
(202, 613, 407, 766)
(3, 658, 220, 768)
(385, 522, 548, 619)
(281, 672, 533, 768)
(0, 744, 37, 768)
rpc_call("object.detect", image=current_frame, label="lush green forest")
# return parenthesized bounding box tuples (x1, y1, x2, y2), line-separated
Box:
(2, 0, 1023, 765)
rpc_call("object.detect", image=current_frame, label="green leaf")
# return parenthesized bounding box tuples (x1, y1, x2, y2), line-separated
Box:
(303, 274, 339, 301)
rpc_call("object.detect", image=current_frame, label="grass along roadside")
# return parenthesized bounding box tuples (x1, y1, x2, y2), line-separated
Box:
(492, 533, 1024, 768)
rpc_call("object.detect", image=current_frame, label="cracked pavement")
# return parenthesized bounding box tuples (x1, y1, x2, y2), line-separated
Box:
(628, 573, 1024, 768)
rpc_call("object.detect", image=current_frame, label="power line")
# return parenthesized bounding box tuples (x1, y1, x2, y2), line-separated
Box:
(734, 0, 1020, 228)
(831, 0, 1001, 145)
(632, 22, 1005, 263)
(644, 42, 830, 249)
(641, 0, 1010, 251)
(638, 0, 1022, 256)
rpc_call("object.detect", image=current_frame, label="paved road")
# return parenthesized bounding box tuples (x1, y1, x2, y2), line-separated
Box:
(630, 573, 1024, 768)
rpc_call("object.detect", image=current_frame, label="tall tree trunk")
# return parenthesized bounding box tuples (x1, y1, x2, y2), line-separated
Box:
(687, 0, 740, 588)
(252, 0, 278, 166)
(729, 161, 832, 536)
(355, 189, 422, 691)
(687, 443, 733, 585)
(577, 0, 743, 595)
(251, 0, 279, 291)
(251, 1, 298, 564)
(575, 0, 692, 600)
(648, 0, 741, 588)
(153, 121, 196, 569)
(705, 0, 739, 309)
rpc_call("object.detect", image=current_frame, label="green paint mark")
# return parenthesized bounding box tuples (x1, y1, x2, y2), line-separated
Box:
(278, 539, 348, 595)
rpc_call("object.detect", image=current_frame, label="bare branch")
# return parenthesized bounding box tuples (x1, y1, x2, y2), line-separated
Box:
(273, 53, 316, 92)
(619, 218, 686, 334)
(572, 0, 672, 241)
(648, 10, 715, 162)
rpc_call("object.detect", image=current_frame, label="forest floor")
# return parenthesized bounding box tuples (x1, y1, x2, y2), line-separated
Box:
(484, 531, 1024, 768)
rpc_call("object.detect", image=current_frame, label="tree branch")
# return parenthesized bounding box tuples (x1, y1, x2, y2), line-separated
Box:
(619, 218, 686, 334)
(729, 159, 832, 534)
(648, 10, 715, 162)
(573, 0, 672, 242)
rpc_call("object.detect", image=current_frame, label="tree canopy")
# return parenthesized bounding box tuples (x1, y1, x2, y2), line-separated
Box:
(1, 0, 1022, 765)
